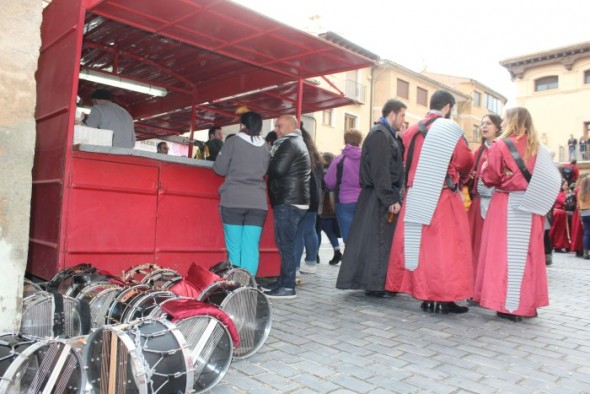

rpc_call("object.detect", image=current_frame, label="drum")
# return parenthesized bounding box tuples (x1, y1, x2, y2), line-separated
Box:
(159, 298, 237, 393)
(84, 318, 193, 394)
(140, 268, 182, 289)
(198, 280, 272, 359)
(47, 263, 97, 295)
(23, 278, 44, 297)
(121, 263, 163, 285)
(105, 285, 150, 325)
(209, 261, 257, 287)
(122, 290, 178, 322)
(21, 290, 88, 338)
(76, 281, 125, 328)
(0, 332, 86, 393)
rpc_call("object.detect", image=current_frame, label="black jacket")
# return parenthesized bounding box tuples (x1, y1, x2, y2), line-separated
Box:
(268, 133, 311, 207)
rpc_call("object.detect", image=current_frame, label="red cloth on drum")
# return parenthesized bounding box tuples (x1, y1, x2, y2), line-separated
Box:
(169, 280, 201, 298)
(162, 298, 240, 347)
(384, 114, 474, 302)
(472, 136, 548, 317)
(185, 263, 222, 294)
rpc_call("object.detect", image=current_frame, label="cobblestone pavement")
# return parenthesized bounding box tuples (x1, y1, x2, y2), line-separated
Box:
(213, 244, 590, 393)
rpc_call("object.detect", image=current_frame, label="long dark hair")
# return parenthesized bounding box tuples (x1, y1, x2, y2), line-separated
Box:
(300, 124, 321, 169)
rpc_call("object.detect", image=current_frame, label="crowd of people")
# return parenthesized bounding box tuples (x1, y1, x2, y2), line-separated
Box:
(567, 134, 589, 161)
(210, 90, 570, 323)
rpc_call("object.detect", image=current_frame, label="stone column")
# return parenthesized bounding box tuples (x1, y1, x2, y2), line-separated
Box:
(0, 0, 42, 331)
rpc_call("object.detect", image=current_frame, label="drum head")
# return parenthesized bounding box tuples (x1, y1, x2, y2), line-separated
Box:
(21, 291, 84, 338)
(77, 281, 124, 328)
(0, 333, 85, 393)
(48, 264, 96, 294)
(210, 261, 257, 287)
(176, 316, 233, 393)
(106, 285, 149, 325)
(85, 319, 193, 394)
(199, 281, 272, 359)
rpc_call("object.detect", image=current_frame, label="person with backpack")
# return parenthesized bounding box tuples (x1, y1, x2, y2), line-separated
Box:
(561, 159, 579, 186)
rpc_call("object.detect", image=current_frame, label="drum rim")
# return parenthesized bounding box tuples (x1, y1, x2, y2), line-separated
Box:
(106, 284, 150, 325)
(140, 268, 182, 286)
(121, 263, 163, 284)
(122, 290, 178, 323)
(221, 267, 257, 287)
(0, 337, 86, 393)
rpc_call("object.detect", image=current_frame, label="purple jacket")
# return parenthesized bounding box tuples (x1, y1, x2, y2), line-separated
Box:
(324, 144, 362, 204)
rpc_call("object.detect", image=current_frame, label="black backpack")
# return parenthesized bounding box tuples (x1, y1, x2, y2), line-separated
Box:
(562, 166, 574, 182)
(564, 191, 576, 212)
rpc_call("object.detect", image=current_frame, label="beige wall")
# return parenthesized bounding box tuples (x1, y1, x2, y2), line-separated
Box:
(0, 0, 41, 330)
(512, 58, 590, 160)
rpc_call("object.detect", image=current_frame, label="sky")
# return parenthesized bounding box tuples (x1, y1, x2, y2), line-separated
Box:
(235, 0, 590, 104)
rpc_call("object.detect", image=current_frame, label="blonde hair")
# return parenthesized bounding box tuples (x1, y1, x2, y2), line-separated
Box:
(579, 175, 590, 204)
(498, 107, 539, 162)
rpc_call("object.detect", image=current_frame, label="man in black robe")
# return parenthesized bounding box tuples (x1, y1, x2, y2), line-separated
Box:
(336, 99, 405, 297)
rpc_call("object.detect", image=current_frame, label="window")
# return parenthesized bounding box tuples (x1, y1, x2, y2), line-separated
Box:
(486, 94, 502, 114)
(416, 87, 428, 106)
(472, 125, 481, 142)
(473, 91, 481, 107)
(585, 70, 590, 84)
(397, 79, 409, 99)
(322, 109, 333, 126)
(535, 76, 558, 91)
(344, 114, 357, 131)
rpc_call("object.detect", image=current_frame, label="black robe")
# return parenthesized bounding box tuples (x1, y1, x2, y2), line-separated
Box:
(336, 123, 403, 291)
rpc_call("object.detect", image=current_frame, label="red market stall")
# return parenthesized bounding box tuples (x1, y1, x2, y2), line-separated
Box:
(29, 0, 376, 280)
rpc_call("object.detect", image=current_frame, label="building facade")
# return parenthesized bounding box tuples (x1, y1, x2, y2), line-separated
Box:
(500, 42, 590, 161)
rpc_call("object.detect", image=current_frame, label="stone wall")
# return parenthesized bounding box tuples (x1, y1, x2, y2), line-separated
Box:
(0, 1, 41, 330)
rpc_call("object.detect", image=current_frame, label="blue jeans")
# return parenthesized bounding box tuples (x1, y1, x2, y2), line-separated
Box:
(273, 204, 306, 288)
(294, 211, 319, 268)
(321, 218, 340, 248)
(569, 146, 576, 161)
(336, 203, 356, 243)
(582, 216, 590, 250)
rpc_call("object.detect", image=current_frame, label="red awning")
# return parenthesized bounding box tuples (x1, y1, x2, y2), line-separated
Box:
(79, 0, 376, 138)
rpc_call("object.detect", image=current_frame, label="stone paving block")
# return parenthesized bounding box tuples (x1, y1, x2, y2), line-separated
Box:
(440, 376, 497, 394)
(365, 352, 410, 369)
(290, 360, 337, 378)
(436, 362, 484, 382)
(327, 373, 377, 393)
(402, 375, 459, 393)
(254, 372, 302, 392)
(397, 351, 442, 369)
(290, 373, 341, 392)
(331, 361, 376, 380)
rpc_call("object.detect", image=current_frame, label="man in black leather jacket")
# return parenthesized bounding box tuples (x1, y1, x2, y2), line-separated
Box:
(265, 115, 311, 299)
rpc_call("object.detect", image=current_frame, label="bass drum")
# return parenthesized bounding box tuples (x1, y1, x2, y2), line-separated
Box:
(159, 298, 237, 393)
(140, 268, 182, 289)
(76, 281, 125, 328)
(21, 290, 88, 338)
(122, 289, 178, 323)
(209, 261, 257, 287)
(47, 263, 97, 296)
(84, 318, 193, 394)
(0, 332, 86, 393)
(198, 280, 272, 359)
(105, 285, 149, 325)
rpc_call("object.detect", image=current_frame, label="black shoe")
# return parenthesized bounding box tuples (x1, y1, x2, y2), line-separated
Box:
(317, 254, 320, 264)
(421, 301, 435, 312)
(329, 250, 342, 265)
(497, 311, 522, 322)
(439, 302, 469, 314)
(466, 299, 479, 307)
(365, 290, 386, 298)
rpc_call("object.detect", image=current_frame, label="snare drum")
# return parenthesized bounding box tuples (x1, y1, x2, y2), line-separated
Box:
(210, 261, 257, 287)
(84, 318, 193, 394)
(160, 298, 236, 393)
(76, 281, 125, 328)
(0, 332, 86, 393)
(198, 280, 272, 359)
(21, 290, 88, 338)
(140, 268, 182, 289)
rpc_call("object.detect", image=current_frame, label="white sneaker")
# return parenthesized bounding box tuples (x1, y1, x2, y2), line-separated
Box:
(299, 264, 317, 274)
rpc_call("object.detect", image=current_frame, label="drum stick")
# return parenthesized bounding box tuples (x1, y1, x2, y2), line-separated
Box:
(190, 319, 218, 362)
(108, 331, 118, 394)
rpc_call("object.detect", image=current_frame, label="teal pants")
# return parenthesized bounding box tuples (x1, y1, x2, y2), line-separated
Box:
(223, 224, 264, 275)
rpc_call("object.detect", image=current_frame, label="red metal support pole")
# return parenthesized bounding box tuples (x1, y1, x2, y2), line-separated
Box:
(296, 79, 303, 124)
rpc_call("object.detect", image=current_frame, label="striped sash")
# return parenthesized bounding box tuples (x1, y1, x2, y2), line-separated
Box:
(404, 118, 464, 270)
(477, 180, 494, 219)
(504, 145, 561, 312)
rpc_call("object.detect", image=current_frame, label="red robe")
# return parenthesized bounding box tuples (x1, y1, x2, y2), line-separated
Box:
(385, 114, 474, 301)
(549, 191, 570, 250)
(466, 145, 489, 276)
(473, 136, 548, 317)
(570, 187, 583, 253)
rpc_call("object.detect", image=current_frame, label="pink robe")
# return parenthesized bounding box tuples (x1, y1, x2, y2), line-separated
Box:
(385, 114, 474, 301)
(473, 136, 548, 317)
(549, 191, 570, 250)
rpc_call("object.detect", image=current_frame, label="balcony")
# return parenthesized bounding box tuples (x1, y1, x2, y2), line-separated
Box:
(344, 79, 366, 104)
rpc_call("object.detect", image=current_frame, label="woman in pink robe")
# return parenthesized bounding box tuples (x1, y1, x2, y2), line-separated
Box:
(473, 107, 551, 322)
